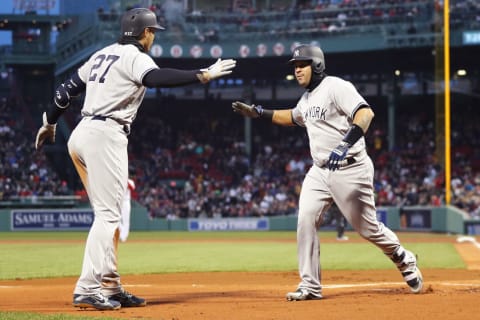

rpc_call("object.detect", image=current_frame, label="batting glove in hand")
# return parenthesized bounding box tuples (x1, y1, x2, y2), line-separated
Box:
(201, 58, 236, 81)
(327, 141, 350, 171)
(35, 112, 57, 150)
(232, 101, 263, 118)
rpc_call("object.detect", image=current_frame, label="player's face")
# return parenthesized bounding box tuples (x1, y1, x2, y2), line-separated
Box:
(143, 28, 156, 51)
(293, 61, 312, 88)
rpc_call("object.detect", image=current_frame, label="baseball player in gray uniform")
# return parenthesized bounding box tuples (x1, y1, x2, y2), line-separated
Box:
(232, 44, 423, 301)
(35, 8, 236, 310)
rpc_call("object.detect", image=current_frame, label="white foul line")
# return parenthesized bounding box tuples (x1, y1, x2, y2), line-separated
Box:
(456, 236, 480, 249)
(323, 280, 480, 289)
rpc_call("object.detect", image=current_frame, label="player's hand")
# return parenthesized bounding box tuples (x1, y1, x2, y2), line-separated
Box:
(327, 142, 350, 171)
(201, 58, 236, 81)
(35, 112, 57, 150)
(232, 101, 263, 118)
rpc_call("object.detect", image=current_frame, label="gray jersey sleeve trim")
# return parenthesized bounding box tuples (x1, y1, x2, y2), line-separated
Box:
(292, 115, 304, 127)
(350, 102, 370, 119)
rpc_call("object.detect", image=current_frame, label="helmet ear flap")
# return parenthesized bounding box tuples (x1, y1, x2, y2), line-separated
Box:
(313, 61, 324, 74)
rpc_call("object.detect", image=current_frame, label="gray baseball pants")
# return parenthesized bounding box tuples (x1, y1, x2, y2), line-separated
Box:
(296, 153, 402, 295)
(68, 117, 129, 296)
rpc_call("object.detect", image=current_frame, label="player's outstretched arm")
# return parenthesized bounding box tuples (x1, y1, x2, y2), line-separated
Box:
(142, 58, 236, 88)
(231, 101, 294, 126)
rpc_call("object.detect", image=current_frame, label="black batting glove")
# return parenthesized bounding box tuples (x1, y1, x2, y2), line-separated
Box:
(327, 141, 350, 171)
(232, 101, 263, 118)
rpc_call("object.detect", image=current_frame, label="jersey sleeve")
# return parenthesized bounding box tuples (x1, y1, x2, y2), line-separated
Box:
(77, 59, 92, 83)
(331, 78, 369, 119)
(131, 52, 159, 84)
(291, 95, 307, 127)
(291, 107, 305, 127)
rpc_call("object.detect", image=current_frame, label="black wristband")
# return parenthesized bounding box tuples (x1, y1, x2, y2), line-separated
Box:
(342, 124, 364, 147)
(261, 109, 273, 121)
(254, 105, 273, 121)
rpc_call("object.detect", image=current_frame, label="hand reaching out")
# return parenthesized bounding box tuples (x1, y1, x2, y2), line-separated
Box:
(201, 58, 236, 82)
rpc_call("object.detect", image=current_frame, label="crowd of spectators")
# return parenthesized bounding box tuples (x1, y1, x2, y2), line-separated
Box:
(0, 97, 69, 201)
(92, 1, 451, 42)
(124, 101, 479, 220)
(1, 1, 478, 221)
(0, 95, 479, 219)
(93, 0, 480, 46)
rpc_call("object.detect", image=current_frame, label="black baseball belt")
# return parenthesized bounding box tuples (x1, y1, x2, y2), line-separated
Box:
(90, 115, 130, 135)
(320, 157, 356, 169)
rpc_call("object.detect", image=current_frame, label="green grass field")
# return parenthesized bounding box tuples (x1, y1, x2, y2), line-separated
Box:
(0, 231, 464, 280)
(0, 231, 466, 320)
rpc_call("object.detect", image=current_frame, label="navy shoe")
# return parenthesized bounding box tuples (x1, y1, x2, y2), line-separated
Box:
(109, 290, 146, 307)
(73, 293, 121, 310)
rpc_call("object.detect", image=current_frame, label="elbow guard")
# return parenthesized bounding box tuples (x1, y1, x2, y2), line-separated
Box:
(54, 72, 86, 108)
(49, 72, 86, 123)
(54, 84, 70, 108)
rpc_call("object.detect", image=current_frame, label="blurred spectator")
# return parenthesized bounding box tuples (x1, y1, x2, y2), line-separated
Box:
(162, 0, 187, 32)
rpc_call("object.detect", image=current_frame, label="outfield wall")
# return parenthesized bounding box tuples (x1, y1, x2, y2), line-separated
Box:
(0, 204, 472, 234)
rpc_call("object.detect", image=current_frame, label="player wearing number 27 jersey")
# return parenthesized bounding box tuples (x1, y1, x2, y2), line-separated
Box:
(35, 8, 236, 311)
(78, 42, 159, 124)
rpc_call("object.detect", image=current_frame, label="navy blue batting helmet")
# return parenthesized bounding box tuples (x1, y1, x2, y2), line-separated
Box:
(288, 44, 325, 74)
(121, 8, 165, 37)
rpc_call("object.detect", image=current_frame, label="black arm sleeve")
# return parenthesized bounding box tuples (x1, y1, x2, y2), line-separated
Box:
(142, 68, 202, 88)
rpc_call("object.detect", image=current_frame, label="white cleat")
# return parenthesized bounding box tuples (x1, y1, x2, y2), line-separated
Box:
(401, 251, 424, 294)
(286, 288, 322, 301)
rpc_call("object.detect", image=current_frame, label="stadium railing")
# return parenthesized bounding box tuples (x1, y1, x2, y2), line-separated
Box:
(0, 196, 84, 209)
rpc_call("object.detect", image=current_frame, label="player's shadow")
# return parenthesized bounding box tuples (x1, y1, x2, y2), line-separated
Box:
(323, 287, 411, 299)
(145, 287, 421, 306)
(146, 290, 274, 305)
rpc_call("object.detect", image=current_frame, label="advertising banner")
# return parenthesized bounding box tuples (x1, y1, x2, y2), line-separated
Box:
(11, 209, 94, 231)
(399, 208, 432, 231)
(188, 218, 269, 231)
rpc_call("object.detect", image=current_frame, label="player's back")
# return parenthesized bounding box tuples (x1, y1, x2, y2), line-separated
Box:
(77, 43, 158, 124)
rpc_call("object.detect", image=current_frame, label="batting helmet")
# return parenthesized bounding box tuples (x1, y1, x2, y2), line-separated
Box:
(121, 8, 165, 37)
(288, 44, 325, 74)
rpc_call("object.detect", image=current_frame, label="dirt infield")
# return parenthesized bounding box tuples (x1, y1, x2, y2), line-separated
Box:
(1, 240, 479, 320)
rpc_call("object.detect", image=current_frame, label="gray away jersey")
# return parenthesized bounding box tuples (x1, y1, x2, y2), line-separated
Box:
(291, 76, 369, 166)
(77, 43, 159, 124)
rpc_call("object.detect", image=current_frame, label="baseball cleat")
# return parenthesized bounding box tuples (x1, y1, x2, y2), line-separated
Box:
(403, 267, 423, 293)
(73, 293, 121, 310)
(109, 290, 146, 307)
(399, 251, 424, 294)
(286, 288, 322, 301)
